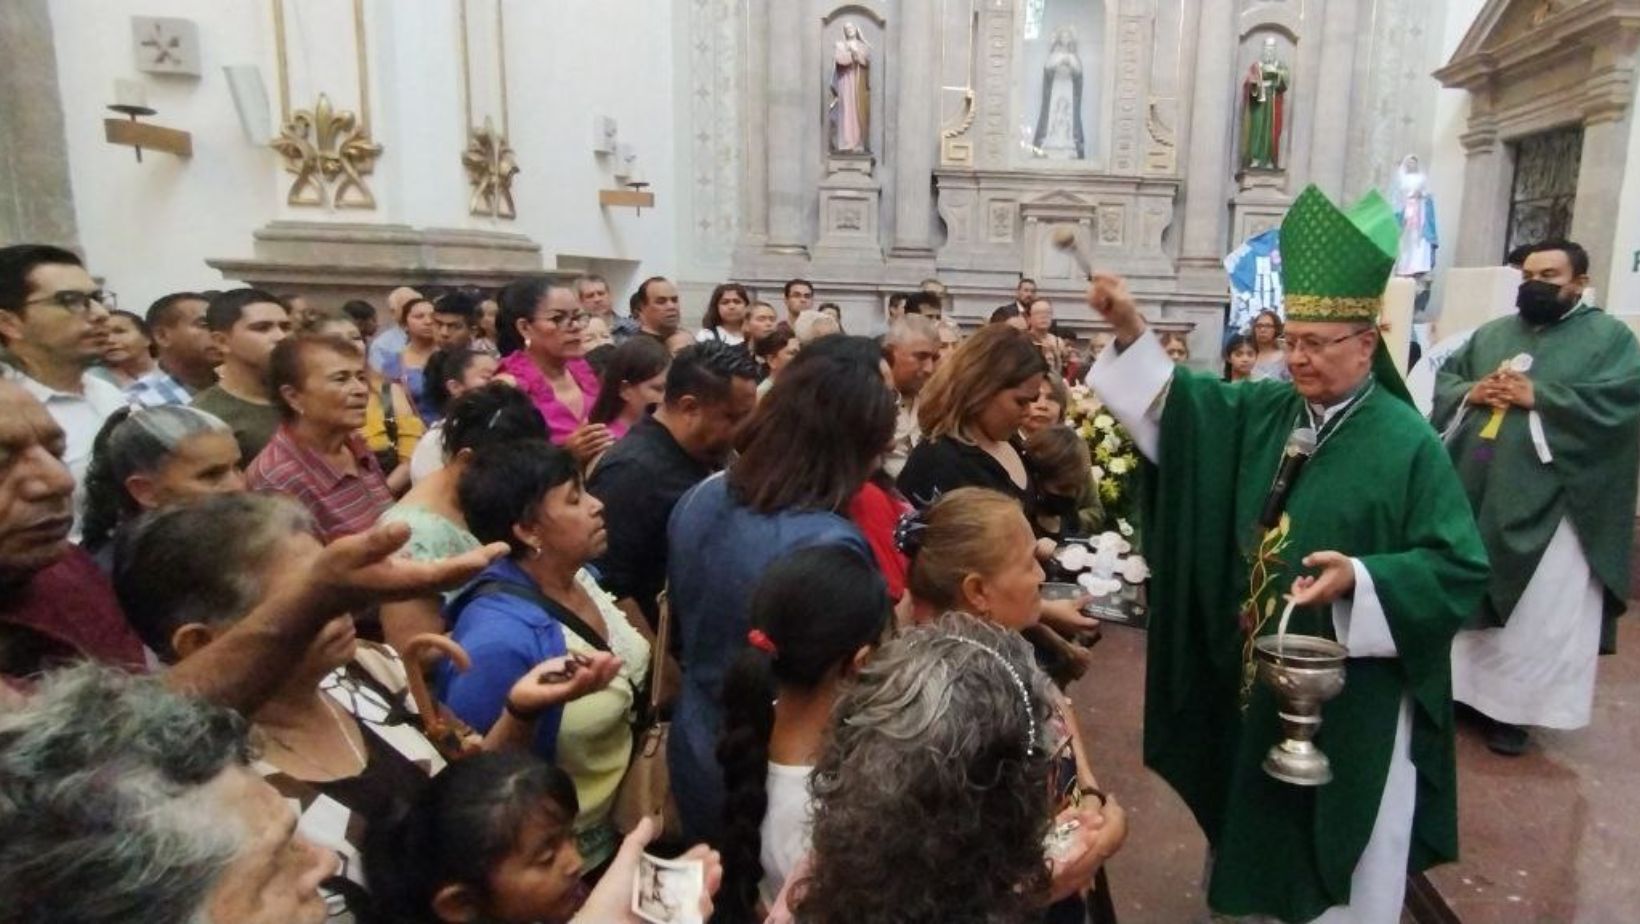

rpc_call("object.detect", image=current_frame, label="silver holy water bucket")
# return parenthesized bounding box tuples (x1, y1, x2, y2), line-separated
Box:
(1253, 605, 1348, 786)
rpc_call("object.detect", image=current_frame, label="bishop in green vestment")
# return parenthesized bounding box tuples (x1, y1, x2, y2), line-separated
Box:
(1085, 186, 1488, 923)
(1433, 242, 1640, 747)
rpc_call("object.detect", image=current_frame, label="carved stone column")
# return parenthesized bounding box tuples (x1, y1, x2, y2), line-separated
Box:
(1452, 119, 1511, 269)
(739, 0, 769, 248)
(891, 0, 937, 258)
(765, 0, 807, 254)
(1571, 110, 1635, 299)
(1306, 0, 1360, 197)
(0, 0, 78, 247)
(1177, 0, 1236, 274)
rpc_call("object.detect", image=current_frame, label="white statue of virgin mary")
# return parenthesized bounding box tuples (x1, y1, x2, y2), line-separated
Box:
(1033, 27, 1086, 160)
(1393, 154, 1438, 277)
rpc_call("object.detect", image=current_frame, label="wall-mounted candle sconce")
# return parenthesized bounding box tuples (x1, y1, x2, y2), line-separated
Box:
(105, 79, 192, 162)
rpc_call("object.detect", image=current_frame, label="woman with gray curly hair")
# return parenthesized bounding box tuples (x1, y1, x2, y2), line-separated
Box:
(784, 615, 1123, 923)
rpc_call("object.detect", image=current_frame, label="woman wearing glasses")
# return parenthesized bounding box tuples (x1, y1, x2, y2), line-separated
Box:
(1249, 309, 1291, 382)
(493, 278, 611, 466)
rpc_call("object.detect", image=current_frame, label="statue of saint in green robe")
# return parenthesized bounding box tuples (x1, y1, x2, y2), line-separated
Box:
(1241, 37, 1289, 170)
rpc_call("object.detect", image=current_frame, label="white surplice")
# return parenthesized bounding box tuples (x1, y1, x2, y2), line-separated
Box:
(1089, 332, 1419, 924)
(1451, 518, 1604, 729)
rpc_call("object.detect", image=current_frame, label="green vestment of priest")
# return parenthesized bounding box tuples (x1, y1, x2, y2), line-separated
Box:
(1431, 301, 1640, 637)
(1088, 186, 1489, 922)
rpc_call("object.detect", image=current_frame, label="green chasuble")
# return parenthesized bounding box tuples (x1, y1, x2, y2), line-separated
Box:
(1430, 305, 1640, 641)
(1143, 366, 1489, 922)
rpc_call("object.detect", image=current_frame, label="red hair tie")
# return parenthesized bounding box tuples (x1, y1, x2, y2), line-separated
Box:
(747, 629, 778, 656)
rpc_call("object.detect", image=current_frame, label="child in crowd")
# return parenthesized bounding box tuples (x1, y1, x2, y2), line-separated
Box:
(365, 751, 721, 924)
(715, 546, 891, 924)
(1223, 333, 1257, 382)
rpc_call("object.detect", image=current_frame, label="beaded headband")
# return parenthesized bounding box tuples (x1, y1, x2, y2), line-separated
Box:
(947, 635, 1038, 756)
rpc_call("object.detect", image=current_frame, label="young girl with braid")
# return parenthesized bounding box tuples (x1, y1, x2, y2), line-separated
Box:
(713, 545, 892, 924)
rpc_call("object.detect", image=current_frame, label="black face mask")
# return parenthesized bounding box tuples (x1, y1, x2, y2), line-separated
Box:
(1516, 279, 1574, 326)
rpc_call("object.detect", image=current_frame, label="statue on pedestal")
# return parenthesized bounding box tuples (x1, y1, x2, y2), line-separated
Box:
(1393, 154, 1439, 277)
(830, 23, 872, 154)
(1240, 37, 1289, 171)
(1032, 26, 1086, 160)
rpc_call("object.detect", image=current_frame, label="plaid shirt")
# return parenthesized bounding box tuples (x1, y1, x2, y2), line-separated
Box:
(124, 368, 196, 408)
(247, 425, 394, 543)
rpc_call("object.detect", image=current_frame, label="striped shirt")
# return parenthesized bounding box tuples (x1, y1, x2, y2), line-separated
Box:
(247, 425, 394, 543)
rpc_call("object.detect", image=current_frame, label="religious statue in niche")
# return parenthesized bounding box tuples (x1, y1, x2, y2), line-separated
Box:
(1393, 154, 1439, 277)
(830, 23, 872, 154)
(1032, 26, 1086, 160)
(1240, 37, 1289, 171)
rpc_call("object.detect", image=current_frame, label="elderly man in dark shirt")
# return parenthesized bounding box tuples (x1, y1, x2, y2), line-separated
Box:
(589, 341, 761, 632)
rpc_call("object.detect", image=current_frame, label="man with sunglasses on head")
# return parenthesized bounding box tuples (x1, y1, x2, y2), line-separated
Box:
(1082, 187, 1488, 924)
(0, 245, 125, 536)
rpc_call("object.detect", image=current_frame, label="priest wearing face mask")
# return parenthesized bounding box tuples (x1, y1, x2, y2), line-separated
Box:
(1433, 240, 1640, 756)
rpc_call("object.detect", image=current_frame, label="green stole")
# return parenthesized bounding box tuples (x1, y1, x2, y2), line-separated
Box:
(1431, 305, 1640, 645)
(1143, 356, 1488, 921)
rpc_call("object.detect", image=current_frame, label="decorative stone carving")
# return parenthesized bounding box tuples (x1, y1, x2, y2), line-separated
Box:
(1144, 98, 1178, 174)
(934, 169, 1179, 278)
(132, 17, 201, 77)
(1111, 15, 1149, 173)
(1098, 204, 1126, 244)
(462, 116, 518, 220)
(1230, 169, 1291, 246)
(688, 0, 742, 260)
(815, 169, 883, 259)
(941, 89, 978, 167)
(269, 93, 383, 209)
(989, 201, 1017, 242)
(979, 2, 1015, 166)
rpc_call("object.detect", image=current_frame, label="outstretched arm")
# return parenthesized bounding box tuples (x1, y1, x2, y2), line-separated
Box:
(165, 521, 506, 713)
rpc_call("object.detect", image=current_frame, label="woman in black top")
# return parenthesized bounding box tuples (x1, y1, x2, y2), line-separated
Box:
(897, 324, 1047, 520)
(896, 325, 1099, 692)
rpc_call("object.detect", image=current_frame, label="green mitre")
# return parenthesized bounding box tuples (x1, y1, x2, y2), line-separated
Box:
(1280, 184, 1397, 323)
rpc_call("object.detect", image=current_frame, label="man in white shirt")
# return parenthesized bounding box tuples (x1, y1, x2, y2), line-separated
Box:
(882, 315, 939, 478)
(0, 245, 126, 535)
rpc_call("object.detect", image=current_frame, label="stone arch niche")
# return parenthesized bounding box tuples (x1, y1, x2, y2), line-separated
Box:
(1229, 23, 1299, 244)
(1009, 0, 1117, 169)
(811, 2, 891, 261)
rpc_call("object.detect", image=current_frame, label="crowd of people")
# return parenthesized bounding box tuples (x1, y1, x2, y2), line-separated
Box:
(0, 244, 1128, 924)
(1, 194, 1633, 924)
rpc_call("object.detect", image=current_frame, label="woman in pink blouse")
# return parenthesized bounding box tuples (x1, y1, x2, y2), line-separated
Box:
(493, 278, 612, 465)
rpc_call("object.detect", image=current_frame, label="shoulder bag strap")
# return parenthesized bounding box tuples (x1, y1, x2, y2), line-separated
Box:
(461, 579, 612, 654)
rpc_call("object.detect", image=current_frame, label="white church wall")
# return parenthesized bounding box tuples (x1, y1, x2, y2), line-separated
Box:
(45, 0, 684, 312)
(48, 0, 276, 309)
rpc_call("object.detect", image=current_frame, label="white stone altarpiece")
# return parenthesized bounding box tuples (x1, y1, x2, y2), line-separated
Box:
(713, 0, 1452, 360)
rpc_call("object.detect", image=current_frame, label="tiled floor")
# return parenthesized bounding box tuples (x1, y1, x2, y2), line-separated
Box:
(1067, 617, 1640, 923)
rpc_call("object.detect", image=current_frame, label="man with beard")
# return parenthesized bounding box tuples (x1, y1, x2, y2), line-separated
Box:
(588, 341, 760, 633)
(1435, 240, 1640, 755)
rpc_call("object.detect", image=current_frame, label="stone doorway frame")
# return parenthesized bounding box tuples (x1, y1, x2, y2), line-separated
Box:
(1435, 0, 1640, 298)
